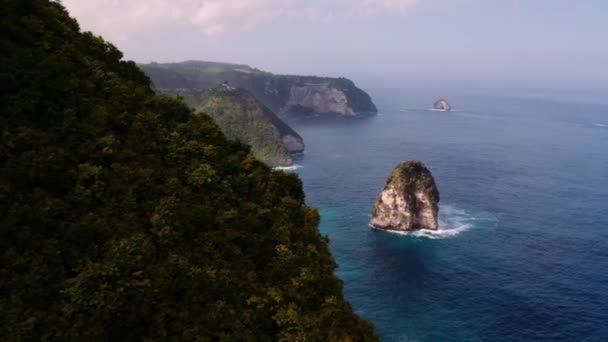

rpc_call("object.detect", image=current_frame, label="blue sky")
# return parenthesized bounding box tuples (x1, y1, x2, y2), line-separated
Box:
(63, 0, 608, 83)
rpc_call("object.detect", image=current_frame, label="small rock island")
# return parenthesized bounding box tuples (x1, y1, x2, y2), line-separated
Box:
(433, 99, 451, 111)
(370, 161, 440, 231)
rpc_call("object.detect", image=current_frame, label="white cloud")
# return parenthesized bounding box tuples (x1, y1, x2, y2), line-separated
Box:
(191, 0, 294, 35)
(62, 0, 199, 42)
(61, 0, 422, 41)
(353, 0, 420, 16)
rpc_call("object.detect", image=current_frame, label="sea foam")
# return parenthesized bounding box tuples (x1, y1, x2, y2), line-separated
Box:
(369, 224, 472, 239)
(369, 205, 488, 239)
(273, 164, 303, 171)
(426, 108, 466, 113)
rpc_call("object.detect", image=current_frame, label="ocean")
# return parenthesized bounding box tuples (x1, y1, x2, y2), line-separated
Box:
(288, 81, 608, 341)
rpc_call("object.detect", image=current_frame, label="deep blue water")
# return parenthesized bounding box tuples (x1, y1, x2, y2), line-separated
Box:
(288, 82, 608, 341)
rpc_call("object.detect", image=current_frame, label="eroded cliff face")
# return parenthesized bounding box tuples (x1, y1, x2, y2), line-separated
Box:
(282, 82, 356, 116)
(139, 61, 378, 118)
(281, 134, 305, 153)
(370, 161, 440, 231)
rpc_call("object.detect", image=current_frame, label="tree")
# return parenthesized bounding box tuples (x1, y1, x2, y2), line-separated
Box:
(0, 1, 377, 340)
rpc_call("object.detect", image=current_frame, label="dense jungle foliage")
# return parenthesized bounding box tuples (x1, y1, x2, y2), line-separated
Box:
(0, 1, 377, 340)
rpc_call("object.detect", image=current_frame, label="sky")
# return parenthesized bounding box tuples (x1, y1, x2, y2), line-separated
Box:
(61, 0, 608, 84)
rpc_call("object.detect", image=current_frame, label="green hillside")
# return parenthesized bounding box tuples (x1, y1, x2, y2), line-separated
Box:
(0, 1, 376, 340)
(168, 85, 305, 167)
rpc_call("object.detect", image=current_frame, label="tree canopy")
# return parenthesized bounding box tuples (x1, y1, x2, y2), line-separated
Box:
(165, 85, 303, 167)
(0, 1, 376, 340)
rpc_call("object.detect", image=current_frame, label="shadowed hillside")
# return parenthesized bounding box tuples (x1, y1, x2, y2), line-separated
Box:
(165, 85, 305, 167)
(0, 1, 377, 340)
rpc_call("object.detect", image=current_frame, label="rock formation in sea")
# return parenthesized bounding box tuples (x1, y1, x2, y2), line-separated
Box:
(370, 161, 440, 231)
(433, 99, 451, 111)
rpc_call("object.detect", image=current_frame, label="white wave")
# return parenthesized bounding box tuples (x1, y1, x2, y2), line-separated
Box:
(369, 205, 483, 240)
(369, 224, 471, 239)
(427, 108, 465, 113)
(592, 123, 608, 128)
(273, 164, 303, 171)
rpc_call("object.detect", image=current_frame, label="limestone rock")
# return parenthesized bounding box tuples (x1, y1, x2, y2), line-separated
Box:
(370, 161, 440, 231)
(282, 82, 355, 116)
(433, 99, 451, 111)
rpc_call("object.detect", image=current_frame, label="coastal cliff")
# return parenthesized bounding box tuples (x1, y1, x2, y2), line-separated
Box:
(140, 61, 377, 118)
(2, 1, 376, 340)
(371, 161, 440, 231)
(282, 79, 357, 116)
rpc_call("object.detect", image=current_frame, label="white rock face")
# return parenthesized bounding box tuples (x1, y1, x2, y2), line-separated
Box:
(284, 82, 356, 116)
(370, 161, 439, 231)
(433, 99, 451, 111)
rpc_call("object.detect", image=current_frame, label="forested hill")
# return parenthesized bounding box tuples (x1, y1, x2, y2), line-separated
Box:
(167, 85, 306, 167)
(0, 1, 376, 340)
(140, 61, 378, 118)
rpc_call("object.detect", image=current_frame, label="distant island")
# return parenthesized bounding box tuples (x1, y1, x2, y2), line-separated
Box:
(433, 99, 451, 111)
(140, 61, 378, 119)
(166, 84, 305, 167)
(370, 161, 440, 231)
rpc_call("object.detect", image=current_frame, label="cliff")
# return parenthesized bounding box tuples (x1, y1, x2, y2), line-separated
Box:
(1, 1, 376, 340)
(370, 161, 440, 231)
(166, 85, 305, 167)
(140, 61, 377, 118)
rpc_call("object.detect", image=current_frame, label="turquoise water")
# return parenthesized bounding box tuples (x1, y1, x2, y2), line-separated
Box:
(289, 83, 608, 341)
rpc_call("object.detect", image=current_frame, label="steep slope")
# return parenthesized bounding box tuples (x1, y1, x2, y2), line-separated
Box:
(0, 1, 376, 340)
(167, 85, 305, 167)
(140, 60, 378, 118)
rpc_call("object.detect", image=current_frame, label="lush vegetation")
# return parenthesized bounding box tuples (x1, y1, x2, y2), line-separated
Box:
(140, 61, 378, 117)
(0, 1, 376, 340)
(389, 161, 439, 200)
(164, 86, 304, 167)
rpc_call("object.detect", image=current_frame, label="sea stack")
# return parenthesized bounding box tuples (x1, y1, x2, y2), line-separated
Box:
(370, 161, 440, 231)
(433, 99, 451, 111)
